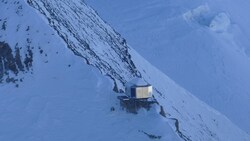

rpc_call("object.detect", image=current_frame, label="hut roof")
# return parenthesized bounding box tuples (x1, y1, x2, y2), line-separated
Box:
(125, 78, 150, 87)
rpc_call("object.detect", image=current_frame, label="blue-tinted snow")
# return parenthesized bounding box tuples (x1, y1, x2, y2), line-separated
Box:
(0, 0, 249, 141)
(0, 1, 179, 141)
(86, 0, 250, 133)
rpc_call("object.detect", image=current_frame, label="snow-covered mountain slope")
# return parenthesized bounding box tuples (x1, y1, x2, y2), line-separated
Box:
(86, 0, 250, 133)
(0, 1, 179, 141)
(0, 0, 249, 141)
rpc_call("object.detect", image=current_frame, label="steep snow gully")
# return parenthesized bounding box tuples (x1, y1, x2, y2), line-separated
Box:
(0, 0, 249, 141)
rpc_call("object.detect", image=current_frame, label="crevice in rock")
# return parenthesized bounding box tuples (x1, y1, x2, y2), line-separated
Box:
(169, 118, 192, 141)
(138, 130, 161, 140)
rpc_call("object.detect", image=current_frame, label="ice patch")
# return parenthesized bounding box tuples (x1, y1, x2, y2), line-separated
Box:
(209, 13, 231, 33)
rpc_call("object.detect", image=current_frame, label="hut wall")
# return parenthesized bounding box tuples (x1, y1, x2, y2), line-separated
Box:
(135, 86, 153, 98)
(125, 85, 153, 99)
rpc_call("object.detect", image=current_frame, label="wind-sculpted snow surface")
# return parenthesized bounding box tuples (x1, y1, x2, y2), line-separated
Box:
(27, 0, 140, 92)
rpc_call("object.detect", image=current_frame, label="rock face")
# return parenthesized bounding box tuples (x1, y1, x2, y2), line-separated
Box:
(0, 42, 18, 79)
(0, 42, 32, 83)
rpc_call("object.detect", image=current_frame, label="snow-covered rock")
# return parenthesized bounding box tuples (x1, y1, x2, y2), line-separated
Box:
(183, 4, 211, 26)
(209, 13, 231, 33)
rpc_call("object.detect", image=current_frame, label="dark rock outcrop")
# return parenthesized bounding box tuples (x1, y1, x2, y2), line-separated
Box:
(0, 42, 32, 83)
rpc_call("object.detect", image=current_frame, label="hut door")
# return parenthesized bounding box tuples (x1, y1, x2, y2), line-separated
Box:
(131, 87, 136, 98)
